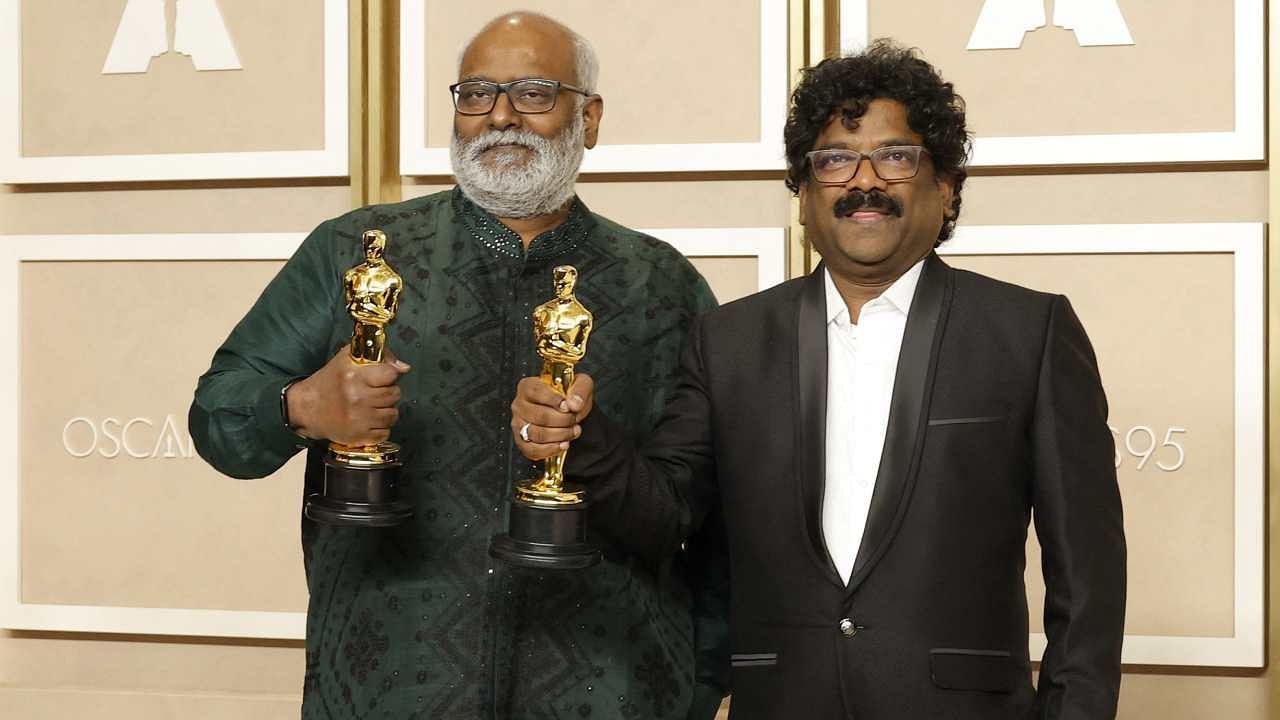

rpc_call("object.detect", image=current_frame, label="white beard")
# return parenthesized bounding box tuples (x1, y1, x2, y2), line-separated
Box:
(450, 111, 585, 219)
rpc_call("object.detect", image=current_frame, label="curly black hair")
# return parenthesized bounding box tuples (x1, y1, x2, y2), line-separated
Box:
(784, 39, 971, 244)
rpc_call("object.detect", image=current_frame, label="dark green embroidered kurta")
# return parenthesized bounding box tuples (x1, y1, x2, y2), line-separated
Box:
(190, 188, 724, 719)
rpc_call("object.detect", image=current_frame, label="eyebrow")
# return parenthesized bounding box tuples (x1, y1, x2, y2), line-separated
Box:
(457, 75, 562, 84)
(814, 138, 920, 151)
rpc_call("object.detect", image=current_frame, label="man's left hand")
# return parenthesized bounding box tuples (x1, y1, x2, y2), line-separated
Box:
(510, 373, 595, 461)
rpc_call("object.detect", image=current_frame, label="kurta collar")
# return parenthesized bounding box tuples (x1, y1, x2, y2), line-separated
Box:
(452, 187, 593, 263)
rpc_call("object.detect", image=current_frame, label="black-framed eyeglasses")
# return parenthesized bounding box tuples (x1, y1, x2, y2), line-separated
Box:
(806, 146, 929, 184)
(449, 78, 591, 115)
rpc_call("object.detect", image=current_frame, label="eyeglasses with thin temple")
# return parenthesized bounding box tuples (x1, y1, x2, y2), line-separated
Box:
(806, 146, 929, 184)
(449, 78, 592, 116)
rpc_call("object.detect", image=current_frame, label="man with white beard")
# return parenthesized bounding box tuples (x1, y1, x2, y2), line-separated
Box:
(190, 12, 728, 720)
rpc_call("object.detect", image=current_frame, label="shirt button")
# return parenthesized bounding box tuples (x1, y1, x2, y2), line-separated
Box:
(839, 618, 857, 638)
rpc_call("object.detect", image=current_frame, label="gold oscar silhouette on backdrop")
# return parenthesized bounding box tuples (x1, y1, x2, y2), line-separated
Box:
(490, 265, 602, 568)
(304, 230, 414, 527)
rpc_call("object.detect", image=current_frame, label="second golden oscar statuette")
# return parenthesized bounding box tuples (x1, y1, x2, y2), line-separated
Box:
(489, 265, 601, 568)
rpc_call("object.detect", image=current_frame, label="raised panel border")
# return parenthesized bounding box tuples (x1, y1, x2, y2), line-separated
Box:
(0, 0, 350, 183)
(841, 1, 1264, 166)
(941, 222, 1265, 667)
(399, 0, 789, 174)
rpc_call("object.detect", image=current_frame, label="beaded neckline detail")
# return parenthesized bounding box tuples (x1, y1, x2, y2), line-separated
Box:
(453, 188, 588, 263)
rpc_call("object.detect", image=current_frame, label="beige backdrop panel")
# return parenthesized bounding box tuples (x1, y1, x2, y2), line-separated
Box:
(19, 259, 307, 612)
(689, 257, 759, 303)
(946, 252, 1235, 638)
(423, 0, 761, 147)
(21, 0, 326, 157)
(0, 182, 349, 720)
(869, 0, 1235, 138)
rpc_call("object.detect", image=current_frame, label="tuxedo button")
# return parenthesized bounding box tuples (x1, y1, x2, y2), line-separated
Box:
(839, 618, 857, 638)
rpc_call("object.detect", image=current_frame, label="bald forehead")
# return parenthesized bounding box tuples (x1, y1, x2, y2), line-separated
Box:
(479, 12, 576, 42)
(459, 13, 577, 83)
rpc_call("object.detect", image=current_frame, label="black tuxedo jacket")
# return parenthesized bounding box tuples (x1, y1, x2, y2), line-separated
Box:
(572, 253, 1126, 720)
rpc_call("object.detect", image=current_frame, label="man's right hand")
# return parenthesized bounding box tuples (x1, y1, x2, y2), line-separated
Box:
(286, 348, 410, 445)
(510, 373, 595, 461)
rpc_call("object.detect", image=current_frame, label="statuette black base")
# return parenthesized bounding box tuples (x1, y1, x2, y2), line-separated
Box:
(489, 498, 600, 569)
(305, 457, 412, 527)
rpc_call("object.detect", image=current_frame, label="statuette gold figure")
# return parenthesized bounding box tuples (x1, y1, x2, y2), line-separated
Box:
(490, 265, 600, 568)
(305, 229, 413, 526)
(329, 230, 403, 467)
(518, 265, 593, 505)
(345, 229, 403, 365)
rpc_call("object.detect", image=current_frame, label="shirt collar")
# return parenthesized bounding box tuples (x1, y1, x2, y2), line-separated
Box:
(824, 256, 927, 325)
(452, 187, 593, 263)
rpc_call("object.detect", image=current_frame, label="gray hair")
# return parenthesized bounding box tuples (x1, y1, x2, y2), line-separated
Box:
(456, 13, 599, 94)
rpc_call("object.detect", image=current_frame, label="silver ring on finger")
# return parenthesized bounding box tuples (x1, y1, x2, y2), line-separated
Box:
(519, 422, 531, 443)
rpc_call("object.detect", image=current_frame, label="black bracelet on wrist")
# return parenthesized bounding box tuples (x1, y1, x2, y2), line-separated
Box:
(280, 379, 310, 446)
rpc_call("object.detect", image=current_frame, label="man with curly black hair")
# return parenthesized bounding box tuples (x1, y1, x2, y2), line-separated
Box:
(512, 39, 1125, 719)
(784, 39, 969, 245)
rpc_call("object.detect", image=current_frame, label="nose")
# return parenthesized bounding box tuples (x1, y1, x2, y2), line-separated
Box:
(844, 155, 887, 192)
(487, 91, 521, 132)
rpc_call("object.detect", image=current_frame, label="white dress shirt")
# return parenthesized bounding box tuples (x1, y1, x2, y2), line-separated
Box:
(822, 259, 924, 584)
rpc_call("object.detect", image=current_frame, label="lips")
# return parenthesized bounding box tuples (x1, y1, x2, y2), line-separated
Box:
(849, 210, 886, 220)
(472, 142, 536, 167)
(482, 143, 530, 153)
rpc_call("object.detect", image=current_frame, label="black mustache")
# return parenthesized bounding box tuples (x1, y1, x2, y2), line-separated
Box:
(833, 190, 903, 218)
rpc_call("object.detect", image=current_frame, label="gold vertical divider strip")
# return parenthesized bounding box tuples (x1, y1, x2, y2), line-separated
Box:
(807, 0, 826, 67)
(787, 0, 809, 279)
(787, 0, 840, 279)
(365, 0, 401, 205)
(377, 0, 402, 203)
(822, 0, 841, 60)
(349, 0, 369, 208)
(351, 0, 401, 208)
(1266, 2, 1278, 710)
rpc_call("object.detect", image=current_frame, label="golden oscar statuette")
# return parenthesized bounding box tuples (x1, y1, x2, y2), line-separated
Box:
(489, 265, 601, 568)
(304, 230, 414, 527)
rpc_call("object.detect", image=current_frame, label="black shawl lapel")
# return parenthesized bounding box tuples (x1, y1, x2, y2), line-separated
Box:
(847, 253, 954, 593)
(795, 264, 845, 589)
